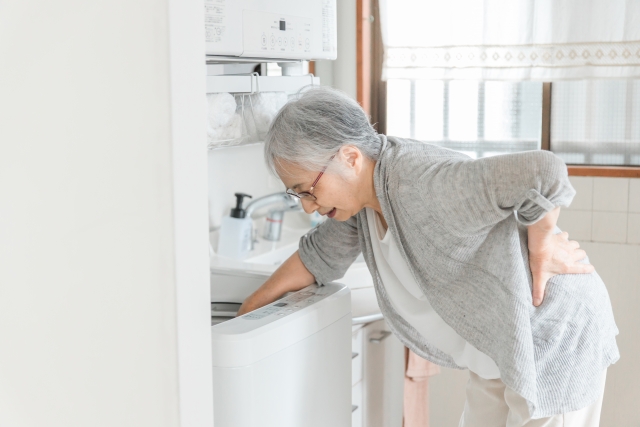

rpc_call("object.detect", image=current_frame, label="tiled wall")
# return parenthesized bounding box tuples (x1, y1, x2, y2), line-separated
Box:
(543, 176, 640, 425)
(558, 177, 640, 245)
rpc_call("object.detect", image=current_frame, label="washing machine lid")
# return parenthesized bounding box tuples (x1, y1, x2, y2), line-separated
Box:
(211, 283, 350, 368)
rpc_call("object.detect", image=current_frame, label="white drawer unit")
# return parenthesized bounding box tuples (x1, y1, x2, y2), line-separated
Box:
(350, 319, 405, 427)
(351, 381, 363, 427)
(352, 326, 364, 386)
(361, 320, 405, 427)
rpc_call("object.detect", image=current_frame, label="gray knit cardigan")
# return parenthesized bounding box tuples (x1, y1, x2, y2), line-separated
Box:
(298, 134, 619, 419)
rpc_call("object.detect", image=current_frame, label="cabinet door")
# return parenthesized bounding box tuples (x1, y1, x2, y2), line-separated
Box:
(352, 327, 364, 386)
(362, 320, 404, 427)
(352, 381, 363, 427)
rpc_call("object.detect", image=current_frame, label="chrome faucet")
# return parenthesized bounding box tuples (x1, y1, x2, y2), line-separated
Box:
(245, 192, 302, 243)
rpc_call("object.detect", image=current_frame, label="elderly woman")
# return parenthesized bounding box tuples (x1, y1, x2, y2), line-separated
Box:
(237, 86, 618, 426)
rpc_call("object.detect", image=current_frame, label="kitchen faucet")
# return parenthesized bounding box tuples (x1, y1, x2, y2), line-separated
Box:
(245, 192, 302, 244)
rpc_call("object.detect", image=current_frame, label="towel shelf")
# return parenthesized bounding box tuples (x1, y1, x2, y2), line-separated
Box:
(206, 73, 320, 149)
(206, 74, 319, 95)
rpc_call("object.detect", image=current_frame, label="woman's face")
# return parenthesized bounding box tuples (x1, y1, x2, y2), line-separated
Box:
(277, 147, 369, 221)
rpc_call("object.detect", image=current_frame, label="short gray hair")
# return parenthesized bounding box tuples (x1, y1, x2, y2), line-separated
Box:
(264, 85, 381, 175)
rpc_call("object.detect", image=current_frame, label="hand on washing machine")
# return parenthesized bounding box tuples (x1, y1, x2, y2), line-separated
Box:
(237, 250, 316, 316)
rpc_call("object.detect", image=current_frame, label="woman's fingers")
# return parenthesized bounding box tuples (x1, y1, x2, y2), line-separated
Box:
(567, 262, 595, 275)
(528, 232, 594, 306)
(533, 261, 594, 307)
(568, 239, 580, 249)
(531, 271, 552, 307)
(532, 260, 594, 307)
(570, 248, 587, 261)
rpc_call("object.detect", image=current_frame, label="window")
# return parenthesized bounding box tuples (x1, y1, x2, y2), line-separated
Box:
(386, 80, 542, 159)
(386, 79, 640, 168)
(551, 80, 640, 166)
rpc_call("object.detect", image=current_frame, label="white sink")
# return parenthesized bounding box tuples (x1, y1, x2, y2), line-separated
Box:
(209, 214, 310, 276)
(245, 242, 298, 266)
(210, 214, 374, 304)
(246, 243, 367, 267)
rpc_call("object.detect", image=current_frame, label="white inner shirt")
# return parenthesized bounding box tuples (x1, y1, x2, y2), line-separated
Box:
(365, 208, 500, 379)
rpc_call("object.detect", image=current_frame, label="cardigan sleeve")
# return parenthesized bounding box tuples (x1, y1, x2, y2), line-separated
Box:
(416, 150, 576, 233)
(297, 215, 362, 285)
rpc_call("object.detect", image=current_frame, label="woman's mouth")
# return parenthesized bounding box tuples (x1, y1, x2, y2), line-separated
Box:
(326, 208, 337, 219)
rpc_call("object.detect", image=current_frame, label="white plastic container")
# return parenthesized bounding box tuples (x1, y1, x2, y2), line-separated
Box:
(217, 193, 253, 259)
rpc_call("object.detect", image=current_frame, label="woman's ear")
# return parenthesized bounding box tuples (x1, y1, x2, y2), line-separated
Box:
(338, 145, 362, 170)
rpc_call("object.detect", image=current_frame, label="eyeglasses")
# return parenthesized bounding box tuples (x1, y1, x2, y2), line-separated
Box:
(286, 155, 335, 201)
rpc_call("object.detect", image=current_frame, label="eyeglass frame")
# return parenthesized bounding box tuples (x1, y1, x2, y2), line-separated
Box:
(285, 155, 336, 201)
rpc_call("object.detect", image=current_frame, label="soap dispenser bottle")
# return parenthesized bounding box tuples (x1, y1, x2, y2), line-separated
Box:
(217, 193, 253, 260)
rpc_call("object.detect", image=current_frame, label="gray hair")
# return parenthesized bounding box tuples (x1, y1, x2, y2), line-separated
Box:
(264, 85, 381, 175)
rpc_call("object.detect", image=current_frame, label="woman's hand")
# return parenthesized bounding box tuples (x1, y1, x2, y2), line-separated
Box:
(527, 207, 595, 306)
(236, 299, 258, 317)
(235, 251, 316, 317)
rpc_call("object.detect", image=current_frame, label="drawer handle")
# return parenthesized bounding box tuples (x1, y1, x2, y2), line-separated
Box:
(352, 352, 359, 359)
(369, 331, 392, 344)
(352, 405, 359, 413)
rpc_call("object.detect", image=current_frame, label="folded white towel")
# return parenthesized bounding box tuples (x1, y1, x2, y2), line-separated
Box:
(208, 113, 243, 144)
(206, 93, 246, 146)
(247, 92, 289, 135)
(207, 93, 237, 129)
(205, 92, 289, 147)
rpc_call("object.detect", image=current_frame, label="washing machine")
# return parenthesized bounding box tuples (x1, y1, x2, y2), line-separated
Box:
(211, 282, 352, 427)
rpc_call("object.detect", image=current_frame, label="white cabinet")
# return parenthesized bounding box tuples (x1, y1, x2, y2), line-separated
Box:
(351, 320, 405, 427)
(352, 325, 365, 427)
(352, 380, 363, 427)
(352, 326, 364, 386)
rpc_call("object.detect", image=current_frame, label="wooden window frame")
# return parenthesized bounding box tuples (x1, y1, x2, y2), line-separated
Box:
(357, 0, 372, 117)
(358, 5, 639, 178)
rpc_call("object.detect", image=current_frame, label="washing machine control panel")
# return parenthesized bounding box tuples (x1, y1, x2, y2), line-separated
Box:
(242, 285, 332, 321)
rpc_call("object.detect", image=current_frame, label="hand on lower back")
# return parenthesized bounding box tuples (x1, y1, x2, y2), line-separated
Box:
(527, 207, 594, 307)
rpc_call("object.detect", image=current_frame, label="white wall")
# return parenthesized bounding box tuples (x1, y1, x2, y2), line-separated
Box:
(583, 241, 640, 425)
(429, 176, 640, 426)
(169, 0, 215, 425)
(0, 1, 212, 426)
(315, 0, 357, 100)
(559, 176, 640, 426)
(208, 144, 285, 228)
(559, 177, 640, 245)
(332, 0, 358, 100)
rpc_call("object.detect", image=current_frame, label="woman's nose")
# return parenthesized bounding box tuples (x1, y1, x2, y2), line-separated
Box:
(300, 198, 318, 214)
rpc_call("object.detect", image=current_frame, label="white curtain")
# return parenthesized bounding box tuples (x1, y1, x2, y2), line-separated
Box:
(380, 0, 640, 80)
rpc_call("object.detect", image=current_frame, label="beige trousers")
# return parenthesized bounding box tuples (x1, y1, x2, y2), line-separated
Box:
(459, 370, 607, 427)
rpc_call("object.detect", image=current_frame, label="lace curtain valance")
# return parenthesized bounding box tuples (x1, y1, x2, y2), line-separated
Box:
(380, 0, 640, 80)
